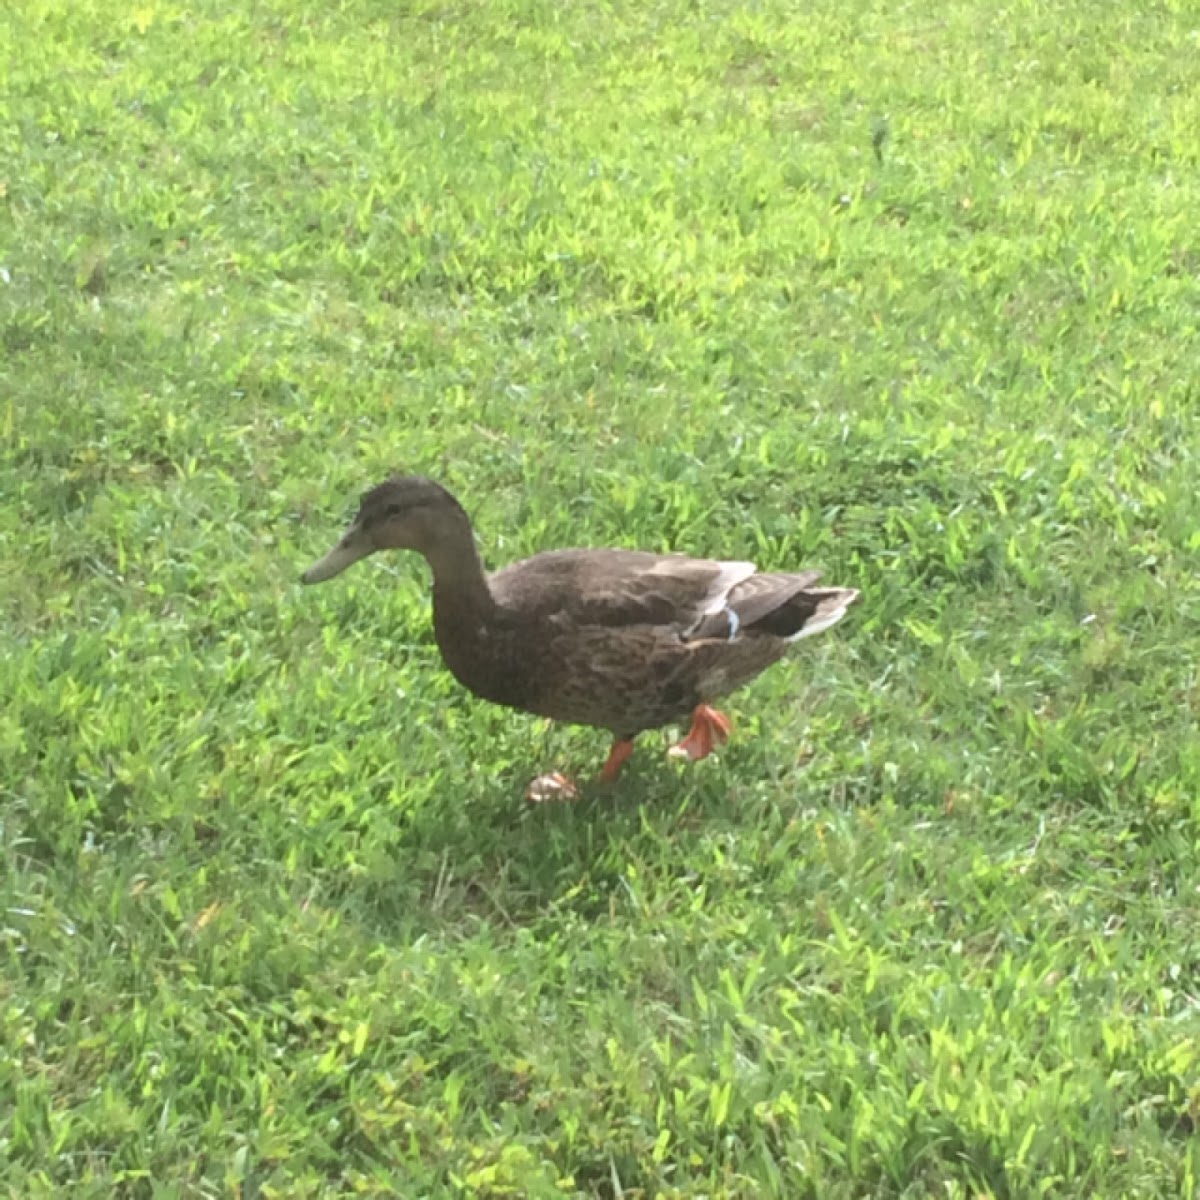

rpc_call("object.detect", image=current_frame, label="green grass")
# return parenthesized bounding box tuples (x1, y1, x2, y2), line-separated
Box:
(4, 0, 1200, 1193)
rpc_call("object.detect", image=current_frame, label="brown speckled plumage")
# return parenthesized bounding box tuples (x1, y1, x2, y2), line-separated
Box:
(301, 476, 859, 781)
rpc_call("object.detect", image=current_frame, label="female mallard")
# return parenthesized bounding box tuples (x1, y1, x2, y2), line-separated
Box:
(302, 476, 858, 798)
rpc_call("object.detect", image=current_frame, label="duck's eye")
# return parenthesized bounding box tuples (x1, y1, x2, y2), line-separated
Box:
(385, 503, 404, 518)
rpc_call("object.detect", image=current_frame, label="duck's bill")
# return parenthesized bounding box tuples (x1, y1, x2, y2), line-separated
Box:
(301, 531, 371, 584)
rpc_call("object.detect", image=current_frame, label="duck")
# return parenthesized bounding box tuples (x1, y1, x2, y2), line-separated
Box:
(301, 476, 859, 799)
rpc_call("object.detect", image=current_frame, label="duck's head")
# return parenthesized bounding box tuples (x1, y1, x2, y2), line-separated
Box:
(300, 475, 467, 584)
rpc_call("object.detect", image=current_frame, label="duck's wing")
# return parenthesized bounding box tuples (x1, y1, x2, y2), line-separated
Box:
(488, 548, 758, 632)
(490, 548, 858, 643)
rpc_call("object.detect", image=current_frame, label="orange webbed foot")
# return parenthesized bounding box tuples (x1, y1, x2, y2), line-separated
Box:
(667, 704, 733, 762)
(526, 772, 581, 803)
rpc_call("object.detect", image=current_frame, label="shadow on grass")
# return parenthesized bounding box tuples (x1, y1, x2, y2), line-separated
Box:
(332, 759, 745, 942)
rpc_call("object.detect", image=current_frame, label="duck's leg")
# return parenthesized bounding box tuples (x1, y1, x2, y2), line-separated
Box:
(527, 737, 636, 800)
(597, 738, 636, 783)
(668, 704, 733, 762)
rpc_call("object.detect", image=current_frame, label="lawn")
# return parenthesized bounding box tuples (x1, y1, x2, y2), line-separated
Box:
(3, 0, 1200, 1194)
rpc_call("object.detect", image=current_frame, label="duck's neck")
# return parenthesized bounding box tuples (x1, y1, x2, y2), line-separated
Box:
(426, 519, 497, 643)
(425, 514, 535, 709)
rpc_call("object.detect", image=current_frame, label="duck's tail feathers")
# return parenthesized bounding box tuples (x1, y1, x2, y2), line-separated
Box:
(782, 587, 861, 642)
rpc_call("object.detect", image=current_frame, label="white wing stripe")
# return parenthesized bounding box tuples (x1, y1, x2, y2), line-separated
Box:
(701, 561, 756, 615)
